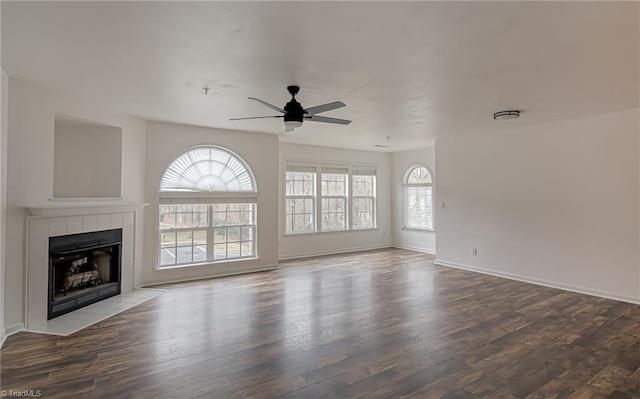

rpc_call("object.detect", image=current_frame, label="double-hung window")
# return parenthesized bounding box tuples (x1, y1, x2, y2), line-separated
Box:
(284, 161, 377, 234)
(321, 166, 348, 231)
(159, 204, 209, 265)
(158, 146, 257, 268)
(285, 164, 316, 234)
(351, 167, 376, 229)
(404, 165, 434, 230)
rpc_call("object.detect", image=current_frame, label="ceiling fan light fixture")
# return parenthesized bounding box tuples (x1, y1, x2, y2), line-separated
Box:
(284, 120, 303, 130)
(493, 110, 520, 120)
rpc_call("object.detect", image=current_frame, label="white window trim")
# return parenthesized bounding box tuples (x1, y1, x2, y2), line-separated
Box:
(156, 198, 259, 270)
(403, 164, 435, 232)
(283, 160, 378, 235)
(284, 163, 317, 235)
(159, 191, 258, 204)
(351, 170, 377, 230)
(320, 166, 349, 232)
(156, 145, 259, 270)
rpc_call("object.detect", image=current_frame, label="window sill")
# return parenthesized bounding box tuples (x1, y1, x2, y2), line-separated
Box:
(284, 228, 379, 237)
(401, 227, 435, 233)
(154, 256, 259, 271)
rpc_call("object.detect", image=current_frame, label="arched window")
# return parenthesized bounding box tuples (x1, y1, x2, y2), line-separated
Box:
(160, 146, 254, 192)
(158, 146, 257, 268)
(404, 165, 434, 230)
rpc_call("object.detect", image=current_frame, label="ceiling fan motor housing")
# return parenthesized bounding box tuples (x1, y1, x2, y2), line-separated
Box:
(284, 98, 305, 122)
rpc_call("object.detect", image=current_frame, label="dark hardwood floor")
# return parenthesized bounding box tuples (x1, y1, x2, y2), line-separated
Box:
(2, 248, 640, 398)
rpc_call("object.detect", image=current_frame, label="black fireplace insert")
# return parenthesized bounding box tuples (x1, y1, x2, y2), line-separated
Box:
(48, 229, 122, 319)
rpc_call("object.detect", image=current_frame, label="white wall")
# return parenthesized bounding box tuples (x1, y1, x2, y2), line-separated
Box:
(391, 147, 436, 254)
(142, 121, 279, 285)
(0, 69, 8, 344)
(435, 107, 640, 302)
(5, 79, 147, 331)
(53, 120, 123, 198)
(278, 143, 392, 259)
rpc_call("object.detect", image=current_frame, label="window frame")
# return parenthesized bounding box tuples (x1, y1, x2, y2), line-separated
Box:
(211, 203, 257, 261)
(403, 164, 435, 232)
(351, 169, 377, 230)
(159, 203, 256, 267)
(320, 168, 349, 232)
(156, 145, 258, 270)
(159, 204, 209, 267)
(284, 166, 317, 234)
(283, 160, 378, 235)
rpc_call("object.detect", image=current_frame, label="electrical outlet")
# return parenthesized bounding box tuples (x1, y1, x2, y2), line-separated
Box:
(440, 202, 446, 209)
(472, 248, 478, 256)
(135, 260, 140, 269)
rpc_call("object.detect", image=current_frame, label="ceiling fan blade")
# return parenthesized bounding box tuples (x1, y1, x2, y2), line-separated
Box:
(304, 101, 346, 115)
(248, 97, 285, 113)
(305, 115, 352, 125)
(229, 115, 283, 121)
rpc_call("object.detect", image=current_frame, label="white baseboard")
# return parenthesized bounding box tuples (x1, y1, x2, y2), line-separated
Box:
(2, 323, 25, 346)
(392, 244, 436, 255)
(278, 245, 391, 261)
(434, 258, 640, 305)
(143, 264, 279, 287)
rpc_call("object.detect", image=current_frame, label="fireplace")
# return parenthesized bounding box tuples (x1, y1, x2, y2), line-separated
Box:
(48, 229, 122, 319)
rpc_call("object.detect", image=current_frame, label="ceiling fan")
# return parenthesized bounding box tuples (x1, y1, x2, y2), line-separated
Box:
(230, 85, 351, 132)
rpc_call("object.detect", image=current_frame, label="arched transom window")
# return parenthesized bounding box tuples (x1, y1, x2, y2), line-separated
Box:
(160, 146, 254, 192)
(404, 165, 434, 230)
(158, 146, 257, 268)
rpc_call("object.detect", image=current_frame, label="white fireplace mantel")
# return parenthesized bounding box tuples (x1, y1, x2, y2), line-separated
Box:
(26, 201, 148, 217)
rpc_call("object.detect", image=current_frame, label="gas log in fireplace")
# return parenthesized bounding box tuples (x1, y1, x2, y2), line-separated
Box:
(48, 229, 122, 319)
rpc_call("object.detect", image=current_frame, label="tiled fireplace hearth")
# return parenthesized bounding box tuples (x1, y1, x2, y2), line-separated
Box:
(25, 203, 159, 334)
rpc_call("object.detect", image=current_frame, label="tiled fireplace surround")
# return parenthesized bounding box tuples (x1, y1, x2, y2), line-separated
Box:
(25, 204, 162, 335)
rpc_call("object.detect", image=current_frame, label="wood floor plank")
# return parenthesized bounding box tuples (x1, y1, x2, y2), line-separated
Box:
(3, 248, 640, 398)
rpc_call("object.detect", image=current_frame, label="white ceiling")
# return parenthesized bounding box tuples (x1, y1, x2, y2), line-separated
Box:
(2, 1, 638, 152)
